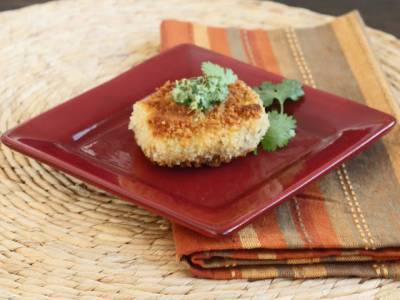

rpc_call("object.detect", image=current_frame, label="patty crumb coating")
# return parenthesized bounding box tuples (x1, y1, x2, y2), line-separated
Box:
(129, 80, 269, 167)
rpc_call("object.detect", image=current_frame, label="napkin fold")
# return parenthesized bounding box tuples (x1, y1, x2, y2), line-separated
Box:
(161, 11, 400, 279)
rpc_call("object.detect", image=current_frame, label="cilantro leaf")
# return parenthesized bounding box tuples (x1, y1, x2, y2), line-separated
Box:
(172, 62, 237, 111)
(261, 111, 297, 152)
(253, 79, 304, 113)
(201, 61, 237, 85)
(253, 82, 276, 107)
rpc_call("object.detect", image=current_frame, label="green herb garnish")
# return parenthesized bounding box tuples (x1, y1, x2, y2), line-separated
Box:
(254, 79, 303, 152)
(201, 61, 237, 85)
(261, 111, 297, 151)
(254, 79, 304, 113)
(172, 62, 237, 111)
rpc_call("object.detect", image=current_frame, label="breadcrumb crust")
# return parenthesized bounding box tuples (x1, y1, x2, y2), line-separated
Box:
(129, 80, 269, 167)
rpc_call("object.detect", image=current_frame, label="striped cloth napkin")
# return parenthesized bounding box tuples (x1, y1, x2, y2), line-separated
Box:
(161, 11, 400, 280)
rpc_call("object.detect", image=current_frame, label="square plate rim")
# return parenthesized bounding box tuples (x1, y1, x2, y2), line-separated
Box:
(1, 43, 396, 237)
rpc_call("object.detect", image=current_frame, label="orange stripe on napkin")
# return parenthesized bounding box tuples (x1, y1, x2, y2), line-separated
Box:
(160, 20, 193, 51)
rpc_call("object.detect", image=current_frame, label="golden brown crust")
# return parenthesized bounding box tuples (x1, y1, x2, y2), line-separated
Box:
(130, 79, 269, 168)
(147, 147, 253, 168)
(144, 80, 262, 139)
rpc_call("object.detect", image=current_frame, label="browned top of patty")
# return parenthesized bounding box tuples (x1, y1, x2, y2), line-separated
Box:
(143, 80, 263, 138)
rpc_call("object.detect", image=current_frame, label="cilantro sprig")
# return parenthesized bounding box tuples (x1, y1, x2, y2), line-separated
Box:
(172, 62, 237, 111)
(254, 79, 304, 152)
(261, 111, 297, 151)
(254, 80, 304, 113)
(172, 62, 303, 153)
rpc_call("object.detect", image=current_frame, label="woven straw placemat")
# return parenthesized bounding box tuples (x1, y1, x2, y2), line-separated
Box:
(1, 0, 399, 298)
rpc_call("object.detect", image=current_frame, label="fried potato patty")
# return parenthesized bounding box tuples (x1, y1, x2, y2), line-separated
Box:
(129, 80, 269, 167)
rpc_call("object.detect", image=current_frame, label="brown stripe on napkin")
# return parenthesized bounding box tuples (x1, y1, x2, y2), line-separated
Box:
(161, 11, 400, 279)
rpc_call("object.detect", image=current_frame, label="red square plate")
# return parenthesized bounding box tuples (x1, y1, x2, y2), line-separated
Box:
(2, 44, 395, 237)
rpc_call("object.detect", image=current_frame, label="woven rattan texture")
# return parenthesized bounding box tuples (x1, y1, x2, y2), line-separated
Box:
(1, 0, 399, 298)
